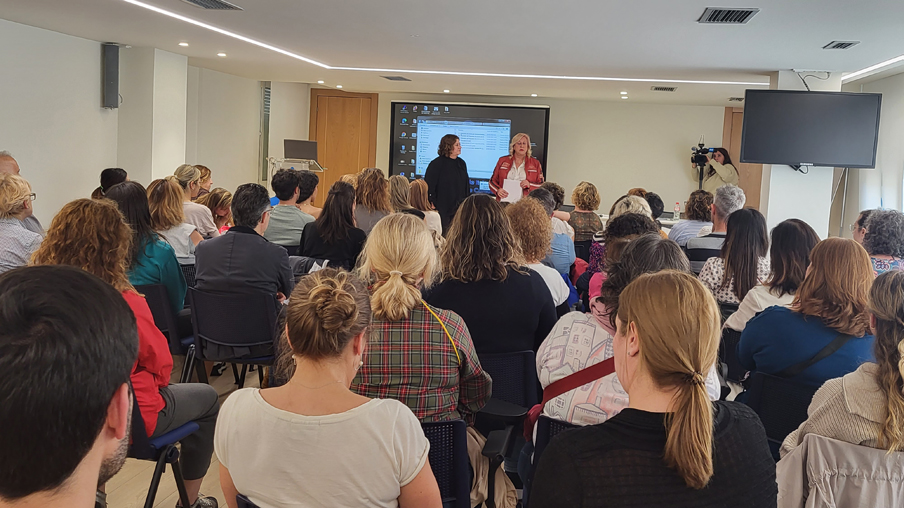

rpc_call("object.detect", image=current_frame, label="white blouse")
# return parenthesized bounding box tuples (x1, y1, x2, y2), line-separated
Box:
(698, 256, 771, 305)
(507, 160, 526, 181)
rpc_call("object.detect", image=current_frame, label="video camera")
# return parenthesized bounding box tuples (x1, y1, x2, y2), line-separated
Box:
(690, 142, 714, 167)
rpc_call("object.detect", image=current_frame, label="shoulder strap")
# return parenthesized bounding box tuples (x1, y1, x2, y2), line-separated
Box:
(541, 357, 616, 407)
(421, 300, 460, 365)
(775, 333, 854, 378)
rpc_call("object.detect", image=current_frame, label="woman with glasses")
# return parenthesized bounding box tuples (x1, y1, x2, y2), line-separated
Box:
(0, 174, 41, 273)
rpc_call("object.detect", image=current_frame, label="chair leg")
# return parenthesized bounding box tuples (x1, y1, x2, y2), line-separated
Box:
(194, 356, 209, 384)
(484, 457, 501, 508)
(180, 345, 195, 383)
(170, 454, 192, 508)
(231, 363, 240, 385)
(238, 364, 249, 389)
(144, 453, 168, 508)
(258, 364, 265, 385)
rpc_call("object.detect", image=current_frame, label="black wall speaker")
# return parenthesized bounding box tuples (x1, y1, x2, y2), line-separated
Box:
(102, 43, 119, 109)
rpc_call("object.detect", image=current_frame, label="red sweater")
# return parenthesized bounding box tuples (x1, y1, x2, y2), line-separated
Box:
(489, 155, 544, 199)
(123, 291, 173, 435)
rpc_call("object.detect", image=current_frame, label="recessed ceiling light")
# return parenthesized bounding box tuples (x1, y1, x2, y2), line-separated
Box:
(620, 91, 628, 95)
(621, 96, 629, 99)
(531, 94, 538, 97)
(120, 0, 770, 87)
(217, 52, 226, 57)
(179, 42, 189, 47)
(336, 85, 343, 89)
(317, 80, 324, 84)
(443, 90, 450, 93)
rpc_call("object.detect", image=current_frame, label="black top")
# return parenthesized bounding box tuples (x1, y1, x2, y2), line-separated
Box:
(424, 266, 557, 354)
(531, 401, 777, 508)
(299, 222, 367, 270)
(195, 226, 295, 298)
(424, 155, 470, 234)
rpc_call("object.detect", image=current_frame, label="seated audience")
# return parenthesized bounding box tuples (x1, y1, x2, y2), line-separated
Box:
(724, 219, 819, 331)
(0, 266, 137, 508)
(780, 270, 904, 457)
(644, 191, 664, 221)
(740, 238, 875, 388)
(389, 174, 413, 213)
(529, 187, 575, 274)
(409, 178, 442, 235)
(627, 187, 646, 197)
(540, 181, 570, 222)
(863, 209, 904, 275)
(425, 194, 557, 354)
(264, 169, 314, 249)
(667, 189, 713, 247)
(851, 209, 872, 245)
(506, 198, 570, 308)
(173, 164, 220, 238)
(295, 169, 322, 219)
(90, 167, 128, 199)
(216, 268, 442, 508)
(0, 151, 43, 236)
(196, 183, 294, 304)
(147, 177, 203, 263)
(300, 181, 367, 270)
(194, 164, 213, 200)
(686, 184, 746, 274)
(610, 194, 652, 219)
(355, 167, 392, 235)
(530, 271, 776, 507)
(585, 213, 660, 298)
(32, 199, 220, 508)
(106, 181, 187, 314)
(339, 172, 358, 188)
(0, 174, 41, 273)
(351, 214, 491, 424)
(567, 181, 604, 243)
(698, 208, 770, 305)
(195, 187, 233, 234)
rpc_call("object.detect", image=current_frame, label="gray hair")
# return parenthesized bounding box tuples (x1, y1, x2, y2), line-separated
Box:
(713, 184, 746, 220)
(864, 209, 904, 257)
(0, 151, 13, 159)
(610, 195, 652, 220)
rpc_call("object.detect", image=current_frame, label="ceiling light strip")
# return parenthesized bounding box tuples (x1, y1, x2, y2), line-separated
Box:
(122, 0, 769, 86)
(842, 54, 904, 82)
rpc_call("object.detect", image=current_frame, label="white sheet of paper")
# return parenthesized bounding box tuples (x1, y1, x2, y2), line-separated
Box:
(501, 179, 522, 203)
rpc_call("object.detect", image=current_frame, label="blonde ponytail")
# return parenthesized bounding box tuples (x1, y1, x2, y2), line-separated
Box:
(617, 270, 720, 489)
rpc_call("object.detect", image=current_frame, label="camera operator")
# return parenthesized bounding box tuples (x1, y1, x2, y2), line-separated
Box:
(691, 147, 739, 194)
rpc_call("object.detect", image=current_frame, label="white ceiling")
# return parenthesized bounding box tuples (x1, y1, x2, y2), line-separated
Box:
(2, 0, 903, 105)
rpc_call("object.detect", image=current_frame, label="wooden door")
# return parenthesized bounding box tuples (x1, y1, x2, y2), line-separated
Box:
(722, 107, 763, 210)
(309, 89, 379, 205)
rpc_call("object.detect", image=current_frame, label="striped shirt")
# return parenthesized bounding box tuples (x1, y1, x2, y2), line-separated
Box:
(0, 218, 42, 274)
(686, 232, 726, 274)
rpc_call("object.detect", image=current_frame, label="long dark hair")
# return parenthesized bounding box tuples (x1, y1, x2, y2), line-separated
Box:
(720, 208, 768, 301)
(767, 219, 819, 297)
(315, 181, 357, 244)
(707, 148, 736, 178)
(104, 181, 157, 270)
(91, 168, 128, 199)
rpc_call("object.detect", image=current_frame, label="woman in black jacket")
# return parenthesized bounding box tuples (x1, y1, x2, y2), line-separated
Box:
(424, 134, 470, 234)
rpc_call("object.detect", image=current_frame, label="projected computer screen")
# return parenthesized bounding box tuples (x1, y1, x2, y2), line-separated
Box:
(389, 102, 550, 194)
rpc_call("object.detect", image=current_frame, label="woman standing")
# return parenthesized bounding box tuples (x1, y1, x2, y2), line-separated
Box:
(490, 133, 544, 201)
(424, 134, 470, 234)
(171, 165, 219, 238)
(693, 148, 739, 194)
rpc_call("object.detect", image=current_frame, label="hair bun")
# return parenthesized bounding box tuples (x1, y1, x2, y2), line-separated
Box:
(309, 282, 358, 333)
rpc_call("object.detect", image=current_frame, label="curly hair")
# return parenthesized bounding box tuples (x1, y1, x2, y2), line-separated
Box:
(571, 181, 600, 211)
(539, 182, 565, 210)
(505, 197, 552, 263)
(441, 194, 523, 282)
(685, 190, 713, 222)
(603, 213, 660, 241)
(437, 134, 460, 157)
(864, 209, 904, 258)
(339, 173, 358, 189)
(31, 198, 133, 293)
(868, 270, 904, 451)
(296, 170, 320, 203)
(356, 168, 391, 213)
(0, 173, 31, 218)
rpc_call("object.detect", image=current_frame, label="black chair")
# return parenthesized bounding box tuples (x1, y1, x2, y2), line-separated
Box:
(135, 284, 194, 383)
(573, 240, 592, 263)
(524, 415, 580, 504)
(718, 302, 739, 324)
(719, 328, 747, 384)
(745, 372, 818, 460)
(186, 288, 279, 387)
(278, 244, 301, 257)
(422, 420, 470, 508)
(236, 494, 261, 508)
(127, 388, 197, 508)
(180, 263, 197, 288)
(479, 351, 539, 407)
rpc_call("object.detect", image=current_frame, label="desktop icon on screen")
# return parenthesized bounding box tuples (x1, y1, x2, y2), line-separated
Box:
(412, 119, 417, 124)
(411, 145, 416, 151)
(401, 118, 407, 124)
(433, 106, 439, 111)
(423, 106, 428, 111)
(444, 107, 449, 112)
(401, 132, 407, 137)
(411, 133, 417, 138)
(401, 105, 408, 111)
(401, 145, 405, 151)
(411, 159, 416, 165)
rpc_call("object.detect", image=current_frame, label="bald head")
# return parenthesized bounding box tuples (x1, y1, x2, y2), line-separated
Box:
(0, 152, 20, 175)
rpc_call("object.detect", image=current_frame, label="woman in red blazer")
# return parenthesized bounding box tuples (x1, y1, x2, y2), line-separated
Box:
(489, 133, 544, 200)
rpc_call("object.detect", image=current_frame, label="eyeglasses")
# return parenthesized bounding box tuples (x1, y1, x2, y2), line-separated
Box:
(850, 223, 860, 232)
(27, 193, 36, 201)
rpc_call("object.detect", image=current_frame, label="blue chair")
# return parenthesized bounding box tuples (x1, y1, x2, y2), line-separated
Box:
(523, 415, 579, 505)
(186, 288, 278, 387)
(719, 328, 747, 384)
(478, 351, 539, 407)
(421, 420, 470, 508)
(127, 388, 198, 508)
(180, 263, 197, 288)
(236, 494, 261, 508)
(745, 372, 818, 460)
(135, 284, 194, 383)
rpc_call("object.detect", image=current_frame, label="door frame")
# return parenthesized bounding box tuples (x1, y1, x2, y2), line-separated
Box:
(308, 88, 380, 170)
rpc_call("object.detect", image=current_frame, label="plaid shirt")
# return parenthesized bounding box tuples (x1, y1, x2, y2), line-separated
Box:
(351, 301, 492, 425)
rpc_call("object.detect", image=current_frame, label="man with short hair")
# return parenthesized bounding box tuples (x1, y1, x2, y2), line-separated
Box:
(686, 184, 746, 274)
(263, 169, 314, 251)
(0, 265, 137, 508)
(529, 188, 576, 275)
(0, 150, 43, 236)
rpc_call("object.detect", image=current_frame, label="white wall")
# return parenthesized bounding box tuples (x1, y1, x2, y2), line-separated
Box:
(0, 18, 118, 221)
(151, 50, 188, 180)
(269, 82, 311, 159)
(375, 92, 724, 211)
(117, 47, 155, 183)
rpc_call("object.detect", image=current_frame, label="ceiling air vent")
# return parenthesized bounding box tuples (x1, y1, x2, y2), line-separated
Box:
(180, 0, 243, 10)
(651, 86, 678, 92)
(381, 76, 412, 81)
(823, 41, 860, 50)
(728, 97, 745, 102)
(697, 7, 760, 24)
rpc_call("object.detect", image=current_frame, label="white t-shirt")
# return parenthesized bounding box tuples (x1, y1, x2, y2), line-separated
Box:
(183, 201, 219, 238)
(157, 222, 197, 263)
(215, 389, 430, 508)
(528, 263, 570, 306)
(423, 210, 442, 235)
(723, 284, 796, 332)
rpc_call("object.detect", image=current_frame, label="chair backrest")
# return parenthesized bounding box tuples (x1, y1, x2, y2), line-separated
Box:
(573, 240, 593, 263)
(187, 288, 279, 361)
(278, 244, 301, 257)
(719, 328, 747, 383)
(421, 420, 470, 508)
(718, 302, 740, 323)
(533, 415, 579, 470)
(746, 372, 818, 448)
(180, 263, 196, 288)
(135, 284, 185, 356)
(236, 494, 261, 508)
(479, 351, 539, 407)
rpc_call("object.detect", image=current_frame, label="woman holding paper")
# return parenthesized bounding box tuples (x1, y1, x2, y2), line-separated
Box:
(490, 133, 544, 201)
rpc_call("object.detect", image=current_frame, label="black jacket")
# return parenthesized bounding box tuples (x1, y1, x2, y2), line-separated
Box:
(424, 155, 470, 233)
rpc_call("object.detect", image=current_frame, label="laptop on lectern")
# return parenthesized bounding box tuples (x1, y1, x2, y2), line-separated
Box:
(284, 140, 318, 161)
